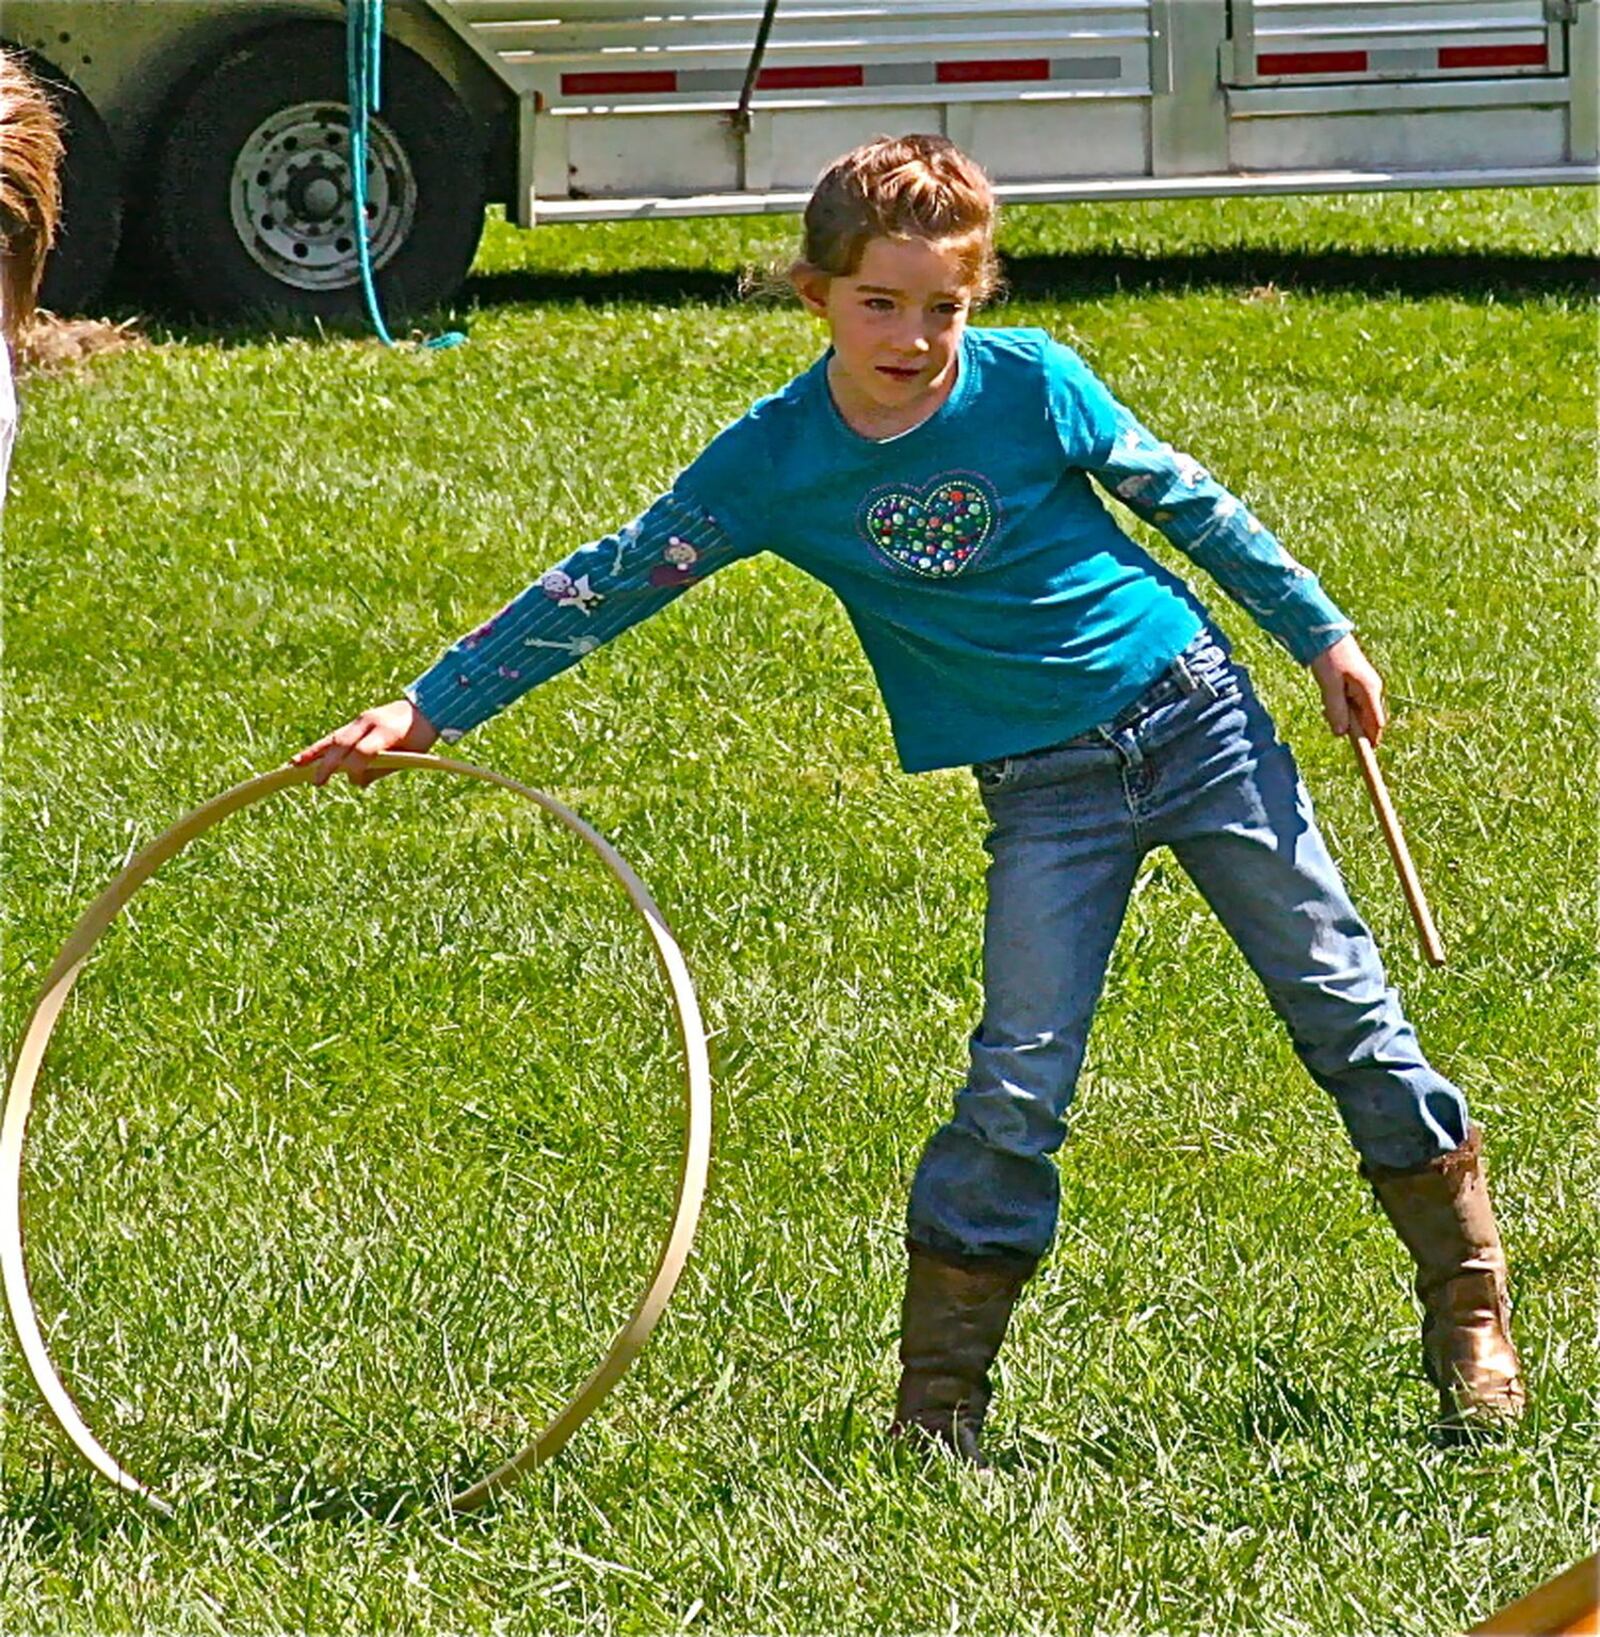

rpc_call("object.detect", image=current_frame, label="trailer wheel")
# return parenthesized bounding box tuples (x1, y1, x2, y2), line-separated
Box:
(152, 23, 484, 321)
(18, 57, 123, 316)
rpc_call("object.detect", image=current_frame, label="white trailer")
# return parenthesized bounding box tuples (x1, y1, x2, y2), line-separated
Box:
(5, 0, 1595, 320)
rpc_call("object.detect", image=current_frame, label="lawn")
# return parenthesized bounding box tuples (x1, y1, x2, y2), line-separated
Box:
(1, 185, 1595, 1634)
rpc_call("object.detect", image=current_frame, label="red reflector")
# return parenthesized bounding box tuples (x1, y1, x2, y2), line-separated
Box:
(1257, 50, 1369, 75)
(937, 58, 1050, 84)
(1439, 43, 1547, 69)
(560, 70, 678, 95)
(756, 64, 864, 90)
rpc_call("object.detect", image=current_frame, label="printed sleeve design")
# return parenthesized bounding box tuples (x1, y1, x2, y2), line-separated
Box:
(1089, 404, 1353, 664)
(404, 489, 748, 742)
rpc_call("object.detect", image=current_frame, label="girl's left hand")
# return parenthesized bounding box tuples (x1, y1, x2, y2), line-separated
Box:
(1309, 634, 1387, 745)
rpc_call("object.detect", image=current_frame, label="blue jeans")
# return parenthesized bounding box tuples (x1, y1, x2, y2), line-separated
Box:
(906, 629, 1470, 1264)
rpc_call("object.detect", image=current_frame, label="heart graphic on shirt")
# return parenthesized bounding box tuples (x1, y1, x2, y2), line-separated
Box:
(860, 474, 998, 579)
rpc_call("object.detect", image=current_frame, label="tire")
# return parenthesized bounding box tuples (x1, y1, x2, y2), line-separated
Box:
(13, 54, 123, 316)
(151, 22, 484, 322)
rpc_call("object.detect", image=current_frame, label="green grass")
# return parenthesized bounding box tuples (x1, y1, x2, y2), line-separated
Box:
(2, 187, 1596, 1634)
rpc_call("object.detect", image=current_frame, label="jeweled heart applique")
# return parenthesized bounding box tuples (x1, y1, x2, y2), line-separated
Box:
(860, 474, 997, 579)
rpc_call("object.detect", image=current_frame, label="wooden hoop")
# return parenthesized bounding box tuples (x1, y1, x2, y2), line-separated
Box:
(0, 753, 713, 1516)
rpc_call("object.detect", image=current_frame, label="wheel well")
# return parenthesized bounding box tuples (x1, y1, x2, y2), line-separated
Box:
(7, 4, 517, 215)
(148, 15, 491, 318)
(156, 11, 517, 205)
(381, 2, 519, 208)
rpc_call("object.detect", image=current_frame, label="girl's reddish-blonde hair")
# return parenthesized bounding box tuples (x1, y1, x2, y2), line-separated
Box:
(0, 50, 65, 340)
(793, 133, 1000, 301)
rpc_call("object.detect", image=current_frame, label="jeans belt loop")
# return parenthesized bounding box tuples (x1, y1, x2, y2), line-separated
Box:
(1173, 648, 1220, 703)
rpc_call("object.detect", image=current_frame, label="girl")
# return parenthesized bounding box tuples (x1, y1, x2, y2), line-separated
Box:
(0, 49, 64, 502)
(295, 135, 1524, 1464)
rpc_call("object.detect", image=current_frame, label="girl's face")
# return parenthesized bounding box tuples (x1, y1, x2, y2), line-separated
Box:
(794, 234, 977, 437)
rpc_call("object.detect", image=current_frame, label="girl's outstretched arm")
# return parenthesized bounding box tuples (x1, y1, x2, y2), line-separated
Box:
(1045, 340, 1368, 708)
(1087, 401, 1353, 669)
(1096, 411, 1388, 743)
(1093, 414, 1383, 739)
(292, 489, 754, 786)
(402, 491, 750, 745)
(1048, 342, 1383, 740)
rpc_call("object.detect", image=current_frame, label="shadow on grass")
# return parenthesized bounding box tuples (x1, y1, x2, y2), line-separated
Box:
(460, 243, 1597, 311)
(1000, 242, 1597, 302)
(100, 240, 1596, 352)
(0, 1457, 157, 1549)
(277, 1476, 432, 1526)
(0, 1447, 498, 1538)
(266, 1456, 510, 1530)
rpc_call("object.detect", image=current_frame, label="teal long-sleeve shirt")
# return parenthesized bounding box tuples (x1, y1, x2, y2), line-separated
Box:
(406, 328, 1351, 774)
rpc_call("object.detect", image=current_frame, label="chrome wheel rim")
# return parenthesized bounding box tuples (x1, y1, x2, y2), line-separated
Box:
(229, 101, 415, 292)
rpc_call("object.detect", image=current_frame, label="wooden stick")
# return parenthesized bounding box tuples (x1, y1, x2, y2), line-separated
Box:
(1348, 728, 1446, 967)
(1465, 1551, 1599, 1636)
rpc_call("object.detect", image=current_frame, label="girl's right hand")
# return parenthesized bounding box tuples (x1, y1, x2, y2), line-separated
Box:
(290, 698, 440, 788)
(1308, 634, 1387, 746)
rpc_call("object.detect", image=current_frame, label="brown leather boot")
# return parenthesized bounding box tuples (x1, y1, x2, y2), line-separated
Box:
(1362, 1125, 1527, 1433)
(890, 1239, 1035, 1467)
